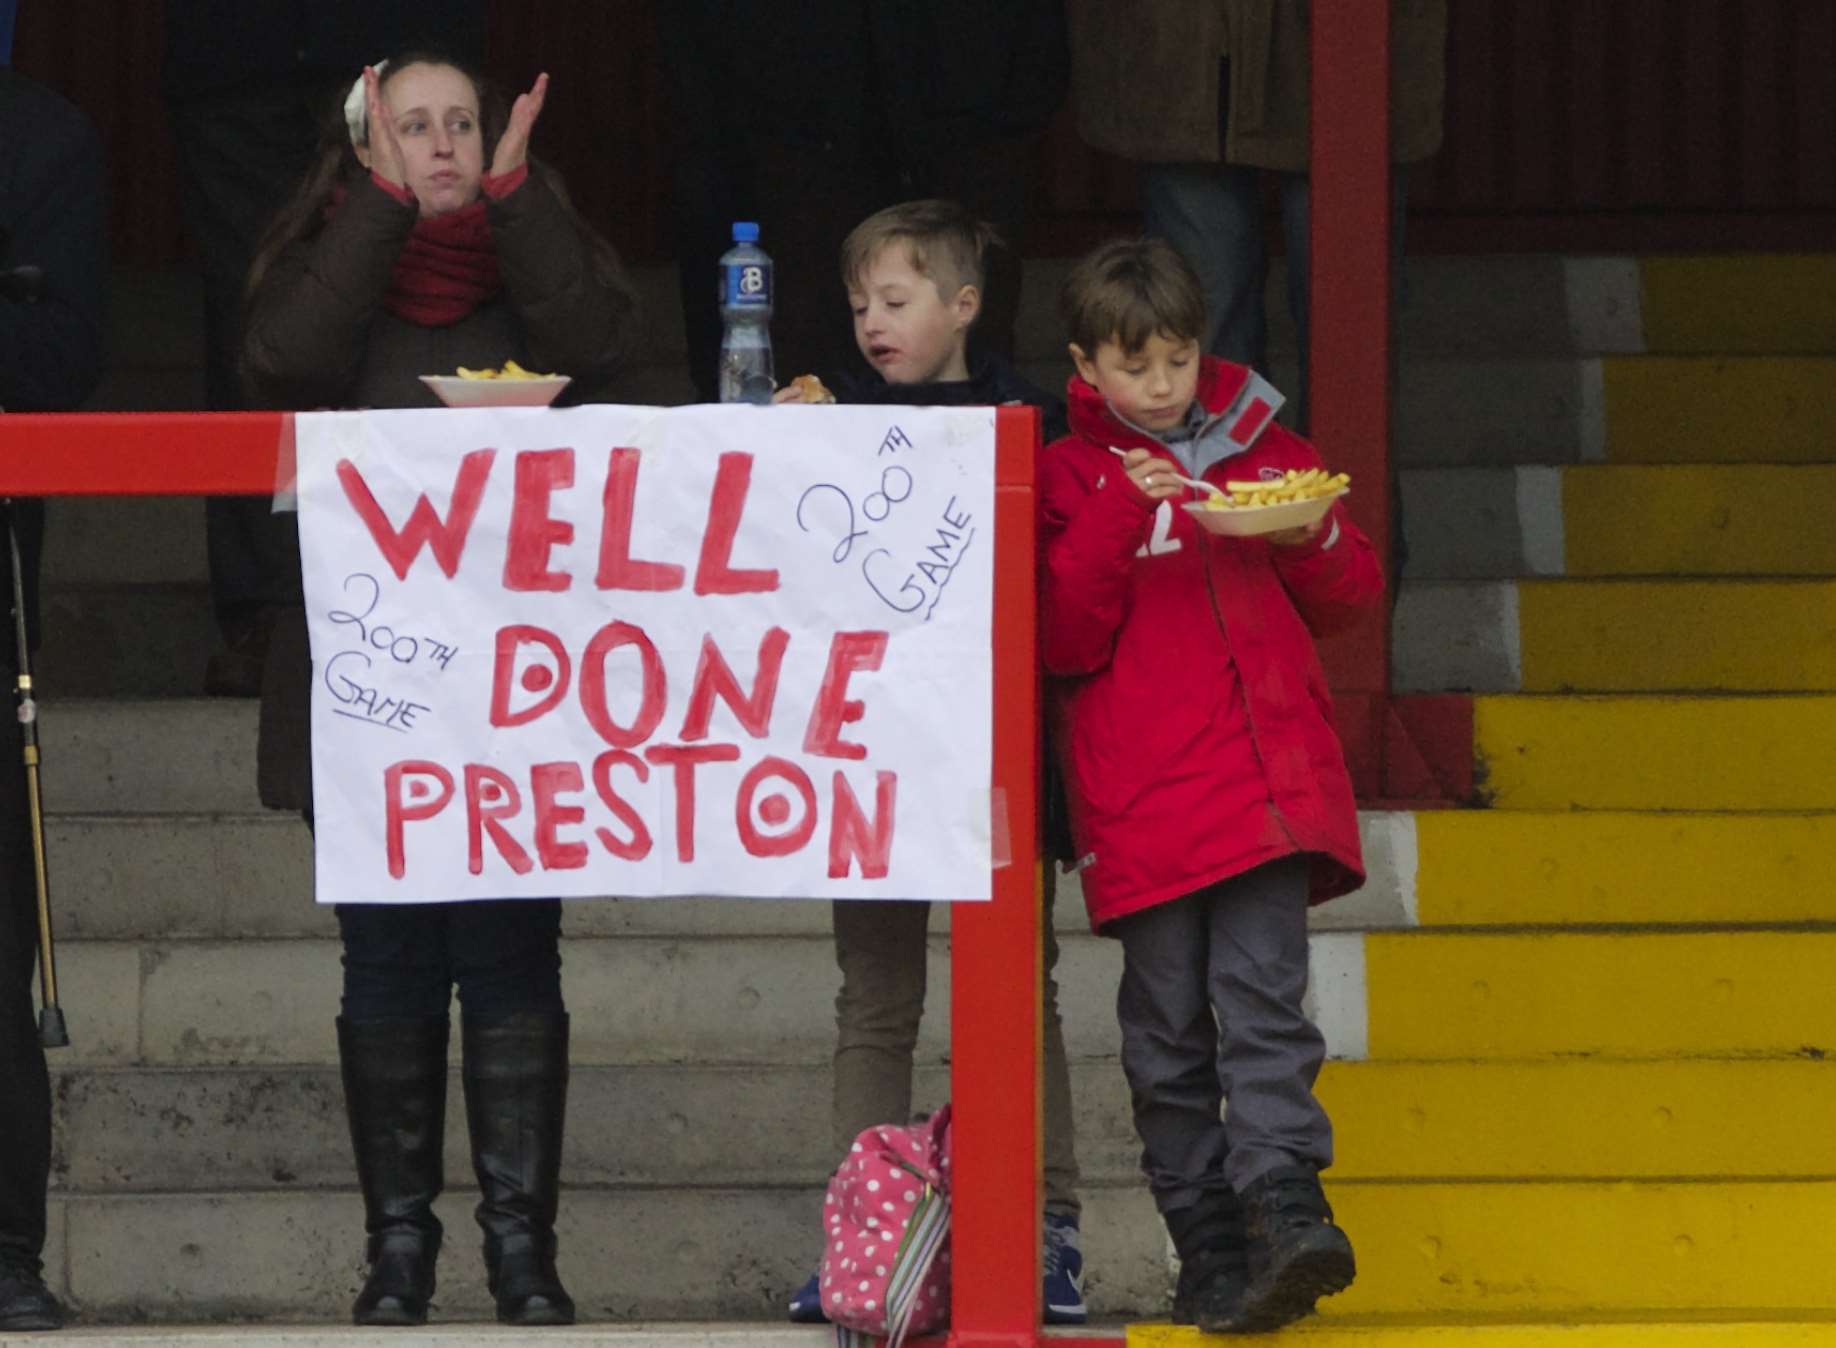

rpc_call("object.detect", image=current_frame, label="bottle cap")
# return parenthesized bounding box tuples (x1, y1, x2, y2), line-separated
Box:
(732, 221, 761, 244)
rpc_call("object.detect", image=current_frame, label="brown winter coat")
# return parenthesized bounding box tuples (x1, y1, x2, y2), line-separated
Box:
(1066, 0, 1446, 171)
(242, 170, 639, 812)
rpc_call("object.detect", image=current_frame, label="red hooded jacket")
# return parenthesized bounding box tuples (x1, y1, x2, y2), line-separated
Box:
(1039, 357, 1383, 932)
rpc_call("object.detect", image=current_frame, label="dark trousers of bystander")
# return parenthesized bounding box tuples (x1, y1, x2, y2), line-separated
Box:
(0, 692, 50, 1279)
(168, 83, 331, 687)
(334, 899, 566, 1022)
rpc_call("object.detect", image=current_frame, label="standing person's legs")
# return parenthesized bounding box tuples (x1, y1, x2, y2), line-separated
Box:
(0, 702, 59, 1330)
(1277, 172, 1312, 433)
(1039, 865, 1087, 1323)
(1277, 169, 1409, 566)
(1113, 893, 1234, 1216)
(1141, 163, 1270, 369)
(333, 902, 456, 1326)
(830, 898, 931, 1153)
(1207, 855, 1352, 1333)
(1040, 867, 1079, 1217)
(1113, 888, 1249, 1323)
(1206, 857, 1330, 1188)
(450, 900, 573, 1326)
(169, 85, 324, 692)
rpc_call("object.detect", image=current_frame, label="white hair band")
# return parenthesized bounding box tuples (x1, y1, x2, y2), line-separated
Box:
(343, 60, 390, 146)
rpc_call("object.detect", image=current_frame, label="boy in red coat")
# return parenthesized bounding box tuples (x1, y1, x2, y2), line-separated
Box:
(1039, 238, 1382, 1333)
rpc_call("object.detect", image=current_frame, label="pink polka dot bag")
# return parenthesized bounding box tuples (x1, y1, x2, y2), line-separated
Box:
(818, 1104, 953, 1348)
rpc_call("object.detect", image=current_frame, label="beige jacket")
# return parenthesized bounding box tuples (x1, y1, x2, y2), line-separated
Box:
(1067, 0, 1447, 170)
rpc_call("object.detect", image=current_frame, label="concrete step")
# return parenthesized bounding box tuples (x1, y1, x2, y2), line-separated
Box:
(1395, 579, 1836, 694)
(42, 803, 1836, 942)
(1365, 929, 1836, 1060)
(2, 1333, 846, 1348)
(35, 784, 1413, 935)
(36, 1178, 1836, 1322)
(39, 699, 262, 814)
(38, 929, 1356, 1072)
(53, 923, 1836, 1070)
(1410, 809, 1836, 927)
(46, 1057, 1836, 1199)
(1472, 694, 1836, 811)
(30, 1322, 1836, 1348)
(1400, 464, 1836, 580)
(42, 1061, 1115, 1197)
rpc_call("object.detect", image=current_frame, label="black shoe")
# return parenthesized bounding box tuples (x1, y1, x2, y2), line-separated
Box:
(340, 1016, 450, 1326)
(1171, 1245, 1249, 1327)
(1220, 1166, 1354, 1334)
(464, 1011, 576, 1327)
(0, 1265, 63, 1332)
(1165, 1191, 1250, 1328)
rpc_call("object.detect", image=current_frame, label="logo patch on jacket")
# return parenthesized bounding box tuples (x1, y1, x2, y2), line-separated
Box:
(1221, 371, 1284, 449)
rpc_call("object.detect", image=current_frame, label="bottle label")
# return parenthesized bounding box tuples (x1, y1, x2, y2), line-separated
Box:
(723, 262, 772, 308)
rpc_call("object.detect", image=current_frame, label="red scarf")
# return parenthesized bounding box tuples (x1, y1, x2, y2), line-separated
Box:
(329, 186, 502, 326)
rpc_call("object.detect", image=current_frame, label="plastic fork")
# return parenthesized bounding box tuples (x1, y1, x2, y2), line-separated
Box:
(1106, 445, 1225, 502)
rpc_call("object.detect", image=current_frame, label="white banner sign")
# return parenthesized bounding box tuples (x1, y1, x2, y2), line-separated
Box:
(294, 404, 995, 904)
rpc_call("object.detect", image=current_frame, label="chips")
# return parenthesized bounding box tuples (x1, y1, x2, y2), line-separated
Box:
(1202, 467, 1350, 511)
(455, 359, 557, 381)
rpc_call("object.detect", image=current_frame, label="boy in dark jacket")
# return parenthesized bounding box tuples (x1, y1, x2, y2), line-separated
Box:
(777, 199, 1085, 1326)
(1040, 237, 1381, 1333)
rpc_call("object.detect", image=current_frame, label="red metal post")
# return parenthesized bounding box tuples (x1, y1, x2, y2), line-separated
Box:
(1311, 0, 1395, 796)
(948, 405, 1041, 1346)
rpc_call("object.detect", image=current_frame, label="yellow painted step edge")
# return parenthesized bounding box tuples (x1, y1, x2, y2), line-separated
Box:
(1412, 811, 1836, 927)
(1473, 695, 1836, 812)
(1603, 357, 1836, 465)
(1515, 581, 1836, 695)
(1321, 1059, 1836, 1181)
(1134, 1318, 1836, 1346)
(1364, 930, 1836, 1060)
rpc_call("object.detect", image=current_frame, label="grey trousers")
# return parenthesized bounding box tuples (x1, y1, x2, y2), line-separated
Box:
(1112, 856, 1331, 1209)
(831, 867, 1080, 1216)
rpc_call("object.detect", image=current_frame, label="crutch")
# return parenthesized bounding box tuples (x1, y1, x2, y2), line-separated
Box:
(7, 500, 65, 1048)
(1, 258, 68, 1046)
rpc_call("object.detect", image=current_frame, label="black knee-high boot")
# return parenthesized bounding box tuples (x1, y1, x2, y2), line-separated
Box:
(339, 1016, 449, 1326)
(463, 1010, 575, 1326)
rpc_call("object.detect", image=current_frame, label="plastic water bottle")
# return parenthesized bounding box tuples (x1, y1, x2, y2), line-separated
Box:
(718, 222, 775, 404)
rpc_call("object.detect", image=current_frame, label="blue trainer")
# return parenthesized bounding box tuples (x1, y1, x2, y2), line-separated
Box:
(786, 1269, 829, 1324)
(1043, 1210, 1088, 1325)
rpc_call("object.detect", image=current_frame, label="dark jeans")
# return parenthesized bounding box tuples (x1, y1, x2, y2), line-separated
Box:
(335, 900, 566, 1022)
(168, 84, 328, 635)
(0, 699, 49, 1277)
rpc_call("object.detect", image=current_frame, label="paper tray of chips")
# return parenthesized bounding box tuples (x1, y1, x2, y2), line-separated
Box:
(420, 374, 571, 408)
(1181, 488, 1347, 538)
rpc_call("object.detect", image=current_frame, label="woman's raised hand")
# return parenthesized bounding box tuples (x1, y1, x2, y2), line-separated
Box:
(363, 66, 409, 189)
(490, 72, 550, 179)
